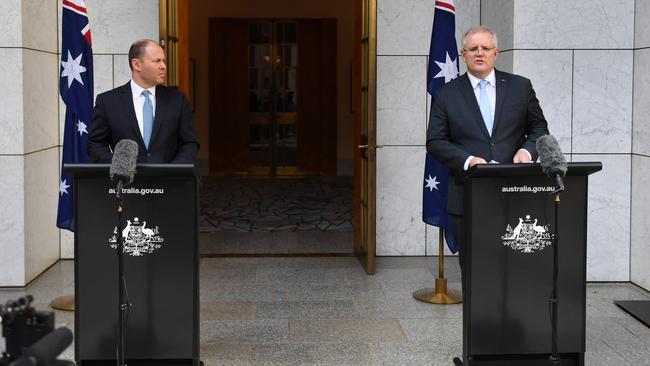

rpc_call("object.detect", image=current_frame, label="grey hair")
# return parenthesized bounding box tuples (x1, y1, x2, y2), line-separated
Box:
(128, 39, 158, 70)
(462, 26, 498, 49)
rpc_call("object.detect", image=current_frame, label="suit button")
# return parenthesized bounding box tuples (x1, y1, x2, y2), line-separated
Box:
(147, 153, 151, 157)
(490, 142, 495, 146)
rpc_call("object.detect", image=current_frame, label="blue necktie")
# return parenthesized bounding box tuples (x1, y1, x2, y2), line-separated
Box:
(478, 80, 493, 136)
(142, 90, 153, 148)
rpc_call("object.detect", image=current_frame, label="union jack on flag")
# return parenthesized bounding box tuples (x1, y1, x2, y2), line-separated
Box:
(57, 0, 94, 231)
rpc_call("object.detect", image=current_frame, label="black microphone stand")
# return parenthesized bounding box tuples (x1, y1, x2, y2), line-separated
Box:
(549, 176, 564, 366)
(115, 180, 128, 366)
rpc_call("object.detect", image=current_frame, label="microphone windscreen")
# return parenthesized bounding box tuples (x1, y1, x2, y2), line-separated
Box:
(23, 327, 73, 366)
(536, 134, 567, 177)
(8, 356, 36, 366)
(110, 139, 138, 185)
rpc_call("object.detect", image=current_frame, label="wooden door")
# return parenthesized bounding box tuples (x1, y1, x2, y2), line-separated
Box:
(209, 19, 248, 173)
(354, 0, 377, 274)
(208, 18, 337, 176)
(297, 19, 337, 174)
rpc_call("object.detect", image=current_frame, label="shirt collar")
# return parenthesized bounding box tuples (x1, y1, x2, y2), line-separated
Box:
(130, 79, 156, 99)
(467, 69, 496, 89)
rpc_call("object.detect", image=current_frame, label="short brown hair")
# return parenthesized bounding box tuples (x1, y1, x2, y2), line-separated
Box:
(128, 39, 158, 70)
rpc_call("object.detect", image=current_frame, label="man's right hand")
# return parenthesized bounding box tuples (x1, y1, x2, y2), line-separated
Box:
(468, 156, 488, 168)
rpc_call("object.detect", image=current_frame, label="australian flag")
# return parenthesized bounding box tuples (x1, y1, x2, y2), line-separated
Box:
(423, 0, 459, 253)
(57, 0, 94, 231)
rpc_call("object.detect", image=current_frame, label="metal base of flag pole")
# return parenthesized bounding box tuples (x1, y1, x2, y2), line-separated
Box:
(413, 277, 462, 304)
(50, 294, 75, 311)
(412, 229, 462, 304)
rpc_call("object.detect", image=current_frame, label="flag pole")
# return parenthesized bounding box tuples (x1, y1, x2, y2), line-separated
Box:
(52, 0, 94, 313)
(413, 228, 462, 304)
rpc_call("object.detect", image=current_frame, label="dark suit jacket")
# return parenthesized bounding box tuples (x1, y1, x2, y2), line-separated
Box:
(87, 82, 199, 164)
(426, 70, 549, 214)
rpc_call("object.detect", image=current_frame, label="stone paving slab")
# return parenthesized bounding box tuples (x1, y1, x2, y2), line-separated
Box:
(1, 258, 649, 365)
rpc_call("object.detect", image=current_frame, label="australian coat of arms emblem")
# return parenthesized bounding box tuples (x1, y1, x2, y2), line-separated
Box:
(501, 214, 552, 253)
(108, 217, 164, 256)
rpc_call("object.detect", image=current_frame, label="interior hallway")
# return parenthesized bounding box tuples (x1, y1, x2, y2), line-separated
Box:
(1, 257, 650, 365)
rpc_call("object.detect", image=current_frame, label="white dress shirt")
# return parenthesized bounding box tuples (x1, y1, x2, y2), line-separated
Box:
(130, 79, 157, 139)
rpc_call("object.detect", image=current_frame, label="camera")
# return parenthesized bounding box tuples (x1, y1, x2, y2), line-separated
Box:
(0, 296, 55, 365)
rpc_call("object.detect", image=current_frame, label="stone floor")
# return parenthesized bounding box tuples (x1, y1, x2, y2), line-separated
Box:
(198, 177, 354, 255)
(1, 257, 650, 365)
(199, 177, 353, 233)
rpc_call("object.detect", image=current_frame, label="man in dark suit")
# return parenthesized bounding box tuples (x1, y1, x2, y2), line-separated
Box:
(87, 39, 198, 163)
(426, 26, 549, 293)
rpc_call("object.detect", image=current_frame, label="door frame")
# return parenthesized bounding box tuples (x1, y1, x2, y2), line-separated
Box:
(165, 0, 378, 272)
(159, 0, 190, 94)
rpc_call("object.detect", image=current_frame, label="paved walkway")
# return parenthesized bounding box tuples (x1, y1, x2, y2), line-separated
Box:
(1, 257, 649, 365)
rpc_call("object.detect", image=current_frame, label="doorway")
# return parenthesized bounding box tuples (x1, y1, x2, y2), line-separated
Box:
(208, 18, 337, 176)
(165, 0, 376, 268)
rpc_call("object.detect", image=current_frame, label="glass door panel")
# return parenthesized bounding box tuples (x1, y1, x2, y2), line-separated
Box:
(248, 20, 299, 176)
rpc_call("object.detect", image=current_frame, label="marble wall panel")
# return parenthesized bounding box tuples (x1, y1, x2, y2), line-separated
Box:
(0, 156, 25, 286)
(480, 0, 514, 51)
(0, 49, 24, 155)
(23, 50, 59, 153)
(378, 0, 480, 56)
(573, 154, 630, 282)
(377, 56, 427, 146)
(494, 49, 513, 74)
(635, 0, 650, 48)
(22, 0, 58, 53)
(60, 229, 74, 259)
(113, 54, 132, 88)
(573, 50, 632, 154)
(93, 54, 115, 100)
(425, 224, 455, 256)
(24, 148, 60, 283)
(631, 156, 650, 291)
(378, 0, 433, 56)
(0, 0, 22, 47)
(376, 146, 426, 255)
(513, 50, 573, 153)
(632, 49, 650, 156)
(454, 0, 480, 50)
(85, 0, 159, 54)
(512, 0, 634, 49)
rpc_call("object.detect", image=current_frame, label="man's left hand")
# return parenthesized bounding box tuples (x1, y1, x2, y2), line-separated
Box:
(513, 150, 532, 163)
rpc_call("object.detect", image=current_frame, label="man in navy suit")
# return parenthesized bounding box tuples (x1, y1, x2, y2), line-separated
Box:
(87, 39, 198, 163)
(426, 26, 549, 292)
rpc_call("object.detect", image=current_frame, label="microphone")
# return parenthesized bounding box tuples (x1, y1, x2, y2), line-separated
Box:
(109, 139, 138, 197)
(17, 295, 34, 309)
(9, 327, 73, 366)
(536, 134, 567, 191)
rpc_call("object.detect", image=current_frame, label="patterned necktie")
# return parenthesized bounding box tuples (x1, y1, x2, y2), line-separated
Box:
(142, 90, 153, 148)
(478, 80, 493, 136)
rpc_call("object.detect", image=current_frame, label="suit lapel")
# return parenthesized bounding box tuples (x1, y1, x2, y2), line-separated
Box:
(119, 82, 146, 147)
(492, 70, 508, 136)
(150, 85, 166, 147)
(457, 74, 491, 139)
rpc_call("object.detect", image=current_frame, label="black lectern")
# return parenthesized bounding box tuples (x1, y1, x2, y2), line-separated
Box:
(65, 164, 200, 366)
(461, 162, 601, 366)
